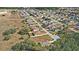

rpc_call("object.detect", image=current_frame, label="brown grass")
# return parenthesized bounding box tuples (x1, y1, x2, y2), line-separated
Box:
(0, 11, 24, 51)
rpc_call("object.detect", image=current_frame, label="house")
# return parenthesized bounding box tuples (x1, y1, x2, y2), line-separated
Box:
(52, 35, 60, 41)
(75, 23, 79, 30)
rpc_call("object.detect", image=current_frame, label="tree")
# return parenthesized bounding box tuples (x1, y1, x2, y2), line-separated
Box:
(11, 39, 48, 51)
(50, 31, 79, 51)
(11, 40, 36, 51)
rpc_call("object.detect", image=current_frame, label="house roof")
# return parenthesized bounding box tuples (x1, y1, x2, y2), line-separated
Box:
(52, 35, 60, 41)
(76, 23, 79, 26)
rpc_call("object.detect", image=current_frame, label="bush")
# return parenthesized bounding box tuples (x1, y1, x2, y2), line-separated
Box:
(11, 41, 35, 51)
(32, 33, 35, 36)
(3, 35, 11, 41)
(3, 28, 16, 36)
(11, 39, 49, 51)
(19, 37, 24, 40)
(18, 28, 28, 35)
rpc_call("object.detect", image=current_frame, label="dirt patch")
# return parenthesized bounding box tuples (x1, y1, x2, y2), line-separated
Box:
(0, 10, 24, 51)
(31, 35, 51, 43)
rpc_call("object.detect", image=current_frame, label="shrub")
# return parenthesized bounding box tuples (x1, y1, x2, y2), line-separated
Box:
(18, 28, 28, 35)
(3, 28, 16, 36)
(19, 37, 24, 40)
(3, 35, 11, 41)
(11, 41, 35, 51)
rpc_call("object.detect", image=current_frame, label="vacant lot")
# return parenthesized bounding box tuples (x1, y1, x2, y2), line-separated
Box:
(0, 10, 24, 50)
(31, 35, 52, 42)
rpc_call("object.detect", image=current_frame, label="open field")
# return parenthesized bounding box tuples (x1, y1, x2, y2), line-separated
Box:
(0, 9, 24, 50)
(31, 35, 52, 43)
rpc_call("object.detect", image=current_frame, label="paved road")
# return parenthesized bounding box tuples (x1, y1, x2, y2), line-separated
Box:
(21, 10, 62, 43)
(30, 16, 55, 40)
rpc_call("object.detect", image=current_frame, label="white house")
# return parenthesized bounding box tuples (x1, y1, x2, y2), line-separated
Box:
(52, 35, 60, 41)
